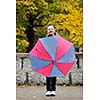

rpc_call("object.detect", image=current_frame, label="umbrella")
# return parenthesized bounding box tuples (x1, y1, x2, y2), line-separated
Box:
(29, 34, 76, 77)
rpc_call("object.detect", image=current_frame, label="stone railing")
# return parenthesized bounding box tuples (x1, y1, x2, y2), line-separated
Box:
(16, 52, 83, 86)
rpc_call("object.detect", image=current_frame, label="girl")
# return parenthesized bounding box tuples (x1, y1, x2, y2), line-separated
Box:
(45, 25, 57, 96)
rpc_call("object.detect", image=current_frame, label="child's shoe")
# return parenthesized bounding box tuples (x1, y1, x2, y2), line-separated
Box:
(46, 91, 51, 96)
(50, 91, 56, 96)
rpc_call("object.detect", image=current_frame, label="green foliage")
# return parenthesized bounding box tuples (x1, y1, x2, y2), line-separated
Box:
(16, 0, 83, 52)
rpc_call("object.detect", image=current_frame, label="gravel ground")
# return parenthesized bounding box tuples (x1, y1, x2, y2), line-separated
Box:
(16, 86, 83, 100)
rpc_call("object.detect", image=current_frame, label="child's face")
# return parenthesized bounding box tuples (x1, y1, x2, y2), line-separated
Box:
(47, 26, 55, 35)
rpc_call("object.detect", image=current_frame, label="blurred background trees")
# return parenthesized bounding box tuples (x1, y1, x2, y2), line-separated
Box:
(16, 0, 83, 53)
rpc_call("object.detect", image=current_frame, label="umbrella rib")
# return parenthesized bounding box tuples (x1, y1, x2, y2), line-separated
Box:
(34, 63, 52, 70)
(56, 45, 73, 60)
(56, 61, 75, 64)
(55, 61, 76, 75)
(55, 64, 65, 75)
(34, 56, 52, 61)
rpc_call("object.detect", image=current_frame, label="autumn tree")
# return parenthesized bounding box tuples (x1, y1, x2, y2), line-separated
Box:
(16, 0, 83, 52)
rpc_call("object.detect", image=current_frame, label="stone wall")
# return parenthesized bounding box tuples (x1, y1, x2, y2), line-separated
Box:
(16, 53, 83, 86)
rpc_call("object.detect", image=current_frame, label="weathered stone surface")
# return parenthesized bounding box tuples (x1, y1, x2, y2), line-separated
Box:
(16, 53, 83, 85)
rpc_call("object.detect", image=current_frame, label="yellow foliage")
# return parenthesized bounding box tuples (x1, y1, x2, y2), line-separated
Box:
(16, 26, 29, 52)
(46, 0, 83, 47)
(21, 40, 29, 47)
(16, 0, 83, 52)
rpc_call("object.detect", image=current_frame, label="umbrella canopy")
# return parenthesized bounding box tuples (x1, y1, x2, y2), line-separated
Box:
(29, 34, 76, 77)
